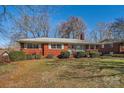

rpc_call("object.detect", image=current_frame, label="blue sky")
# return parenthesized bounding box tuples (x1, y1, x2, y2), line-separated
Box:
(51, 5, 124, 35)
(1, 5, 124, 47)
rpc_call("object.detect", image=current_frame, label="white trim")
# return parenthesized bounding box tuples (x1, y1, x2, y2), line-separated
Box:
(49, 44, 64, 49)
(38, 44, 41, 49)
(48, 44, 51, 49)
(102, 44, 104, 48)
(24, 43, 27, 49)
(62, 44, 64, 49)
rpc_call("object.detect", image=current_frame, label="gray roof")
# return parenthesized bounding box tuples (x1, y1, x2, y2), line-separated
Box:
(0, 50, 8, 56)
(100, 39, 124, 44)
(18, 37, 100, 45)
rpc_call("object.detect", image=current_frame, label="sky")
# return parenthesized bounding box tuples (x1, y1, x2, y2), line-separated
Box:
(51, 5, 124, 33)
(1, 5, 124, 47)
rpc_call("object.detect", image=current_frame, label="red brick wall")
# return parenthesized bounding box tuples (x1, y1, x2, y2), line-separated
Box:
(113, 43, 120, 53)
(99, 44, 112, 54)
(120, 48, 124, 53)
(99, 43, 120, 54)
(43, 44, 68, 56)
(20, 43, 68, 56)
(20, 42, 124, 56)
(120, 43, 124, 53)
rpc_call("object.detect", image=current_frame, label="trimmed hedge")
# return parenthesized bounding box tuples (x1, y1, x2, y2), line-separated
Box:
(58, 51, 70, 59)
(9, 51, 26, 61)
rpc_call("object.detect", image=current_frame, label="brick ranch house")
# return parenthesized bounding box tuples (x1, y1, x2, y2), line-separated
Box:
(17, 37, 101, 56)
(17, 37, 124, 56)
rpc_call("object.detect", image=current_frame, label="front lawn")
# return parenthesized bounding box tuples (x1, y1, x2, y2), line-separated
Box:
(0, 58, 124, 88)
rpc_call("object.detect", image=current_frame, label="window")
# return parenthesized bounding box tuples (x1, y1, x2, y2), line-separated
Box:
(20, 43, 24, 48)
(34, 44, 39, 48)
(27, 43, 32, 48)
(110, 44, 113, 48)
(50, 44, 63, 49)
(27, 43, 40, 49)
(102, 44, 104, 48)
(71, 45, 83, 50)
(76, 45, 82, 50)
(57, 44, 62, 49)
(120, 43, 124, 48)
(96, 45, 99, 49)
(86, 45, 89, 49)
(90, 45, 94, 49)
(51, 44, 56, 49)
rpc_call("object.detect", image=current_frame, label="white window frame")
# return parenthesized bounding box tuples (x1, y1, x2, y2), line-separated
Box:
(27, 43, 40, 49)
(49, 44, 64, 49)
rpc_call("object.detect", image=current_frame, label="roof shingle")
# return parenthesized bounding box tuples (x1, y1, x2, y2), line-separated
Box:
(18, 37, 100, 45)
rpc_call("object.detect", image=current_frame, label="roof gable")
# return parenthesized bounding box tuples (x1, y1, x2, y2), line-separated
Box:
(0, 50, 9, 56)
(100, 39, 124, 44)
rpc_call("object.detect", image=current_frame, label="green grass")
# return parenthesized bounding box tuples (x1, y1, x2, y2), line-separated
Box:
(0, 57, 124, 88)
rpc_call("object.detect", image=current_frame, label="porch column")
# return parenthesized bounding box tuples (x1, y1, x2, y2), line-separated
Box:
(94, 45, 96, 50)
(24, 43, 27, 49)
(39, 44, 41, 49)
(88, 44, 90, 50)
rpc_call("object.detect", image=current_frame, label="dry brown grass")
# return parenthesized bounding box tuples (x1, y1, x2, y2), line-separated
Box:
(0, 58, 124, 88)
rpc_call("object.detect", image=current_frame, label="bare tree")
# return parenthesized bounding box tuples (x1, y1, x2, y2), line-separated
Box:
(57, 22, 70, 38)
(57, 16, 87, 39)
(88, 22, 112, 43)
(0, 6, 60, 48)
(69, 16, 86, 39)
(96, 22, 112, 41)
(110, 17, 124, 40)
(13, 12, 49, 38)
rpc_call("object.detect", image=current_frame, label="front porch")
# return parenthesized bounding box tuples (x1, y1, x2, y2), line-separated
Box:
(68, 44, 99, 52)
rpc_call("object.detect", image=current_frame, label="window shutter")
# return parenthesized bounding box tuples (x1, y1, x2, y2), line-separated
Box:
(48, 44, 51, 49)
(62, 44, 64, 49)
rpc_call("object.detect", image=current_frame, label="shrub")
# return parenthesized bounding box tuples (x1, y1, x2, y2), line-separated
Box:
(58, 51, 70, 59)
(88, 50, 100, 58)
(35, 54, 41, 59)
(46, 54, 54, 59)
(9, 51, 26, 61)
(26, 54, 32, 60)
(26, 54, 41, 60)
(74, 51, 86, 58)
(112, 54, 124, 58)
(102, 54, 112, 56)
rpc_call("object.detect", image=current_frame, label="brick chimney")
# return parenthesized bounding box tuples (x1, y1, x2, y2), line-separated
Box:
(78, 32, 84, 40)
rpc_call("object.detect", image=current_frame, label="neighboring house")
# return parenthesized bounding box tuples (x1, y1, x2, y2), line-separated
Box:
(17, 37, 100, 56)
(0, 50, 10, 63)
(99, 39, 124, 54)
